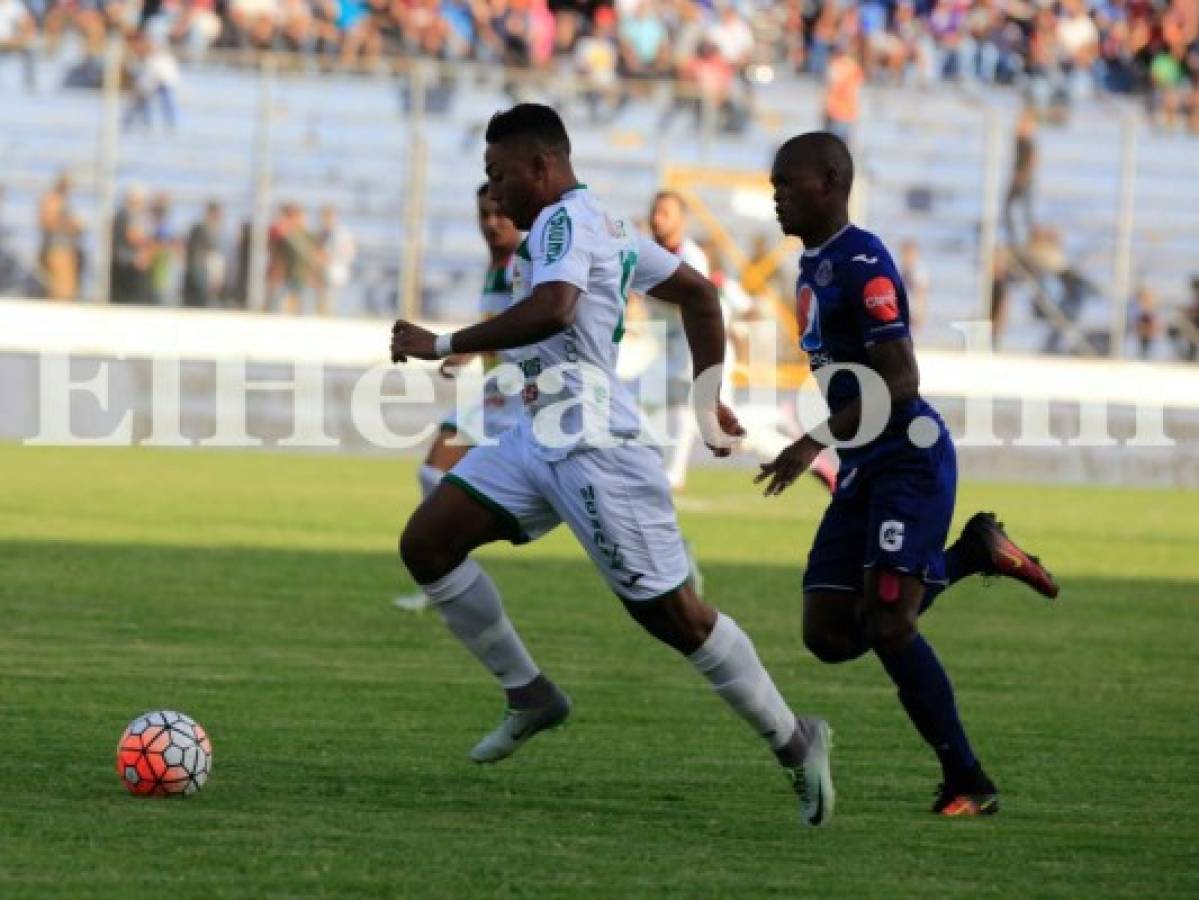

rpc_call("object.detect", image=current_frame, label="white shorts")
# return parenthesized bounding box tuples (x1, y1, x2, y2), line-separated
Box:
(446, 428, 691, 602)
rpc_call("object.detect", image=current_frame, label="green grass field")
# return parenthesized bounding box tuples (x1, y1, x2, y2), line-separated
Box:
(1, 443, 1197, 898)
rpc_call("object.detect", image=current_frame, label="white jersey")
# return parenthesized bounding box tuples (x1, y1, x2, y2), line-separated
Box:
(510, 185, 680, 460)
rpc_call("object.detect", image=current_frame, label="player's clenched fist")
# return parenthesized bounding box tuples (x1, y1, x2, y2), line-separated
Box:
(698, 401, 746, 458)
(756, 435, 822, 496)
(390, 320, 437, 363)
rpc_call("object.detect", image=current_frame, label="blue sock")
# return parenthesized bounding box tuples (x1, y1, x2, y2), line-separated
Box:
(919, 541, 977, 614)
(877, 634, 977, 781)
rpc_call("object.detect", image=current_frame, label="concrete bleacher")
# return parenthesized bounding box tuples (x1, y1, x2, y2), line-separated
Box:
(2, 43, 1197, 357)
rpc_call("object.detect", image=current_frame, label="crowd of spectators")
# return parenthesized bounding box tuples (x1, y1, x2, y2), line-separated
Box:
(1, 1, 1197, 130)
(11, 174, 357, 312)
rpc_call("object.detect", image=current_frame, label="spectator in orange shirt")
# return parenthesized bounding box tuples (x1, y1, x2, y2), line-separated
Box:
(824, 43, 864, 144)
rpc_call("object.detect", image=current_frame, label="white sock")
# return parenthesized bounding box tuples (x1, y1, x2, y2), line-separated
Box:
(418, 464, 444, 498)
(424, 559, 540, 690)
(687, 613, 798, 751)
(666, 404, 697, 489)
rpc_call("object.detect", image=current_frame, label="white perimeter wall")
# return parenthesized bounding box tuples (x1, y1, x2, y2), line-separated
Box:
(3, 300, 1197, 486)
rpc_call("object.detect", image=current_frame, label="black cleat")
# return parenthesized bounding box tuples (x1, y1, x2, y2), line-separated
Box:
(933, 764, 1000, 817)
(961, 512, 1060, 600)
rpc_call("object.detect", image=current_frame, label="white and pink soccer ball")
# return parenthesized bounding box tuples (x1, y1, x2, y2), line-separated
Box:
(116, 710, 213, 797)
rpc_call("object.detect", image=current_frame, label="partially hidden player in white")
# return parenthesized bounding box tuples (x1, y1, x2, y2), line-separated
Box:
(393, 185, 524, 612)
(641, 190, 711, 492)
(642, 189, 839, 495)
(389, 103, 835, 828)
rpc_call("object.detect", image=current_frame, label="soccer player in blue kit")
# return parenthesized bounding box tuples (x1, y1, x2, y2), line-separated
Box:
(758, 132, 1060, 816)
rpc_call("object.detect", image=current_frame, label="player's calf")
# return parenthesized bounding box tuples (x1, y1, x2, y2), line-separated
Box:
(865, 569, 990, 811)
(621, 581, 716, 654)
(423, 557, 568, 763)
(634, 592, 836, 828)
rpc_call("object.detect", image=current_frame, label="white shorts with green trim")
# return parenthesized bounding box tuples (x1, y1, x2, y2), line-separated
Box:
(446, 427, 690, 602)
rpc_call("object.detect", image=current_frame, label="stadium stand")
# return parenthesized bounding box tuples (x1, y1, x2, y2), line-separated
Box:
(1, 0, 1197, 360)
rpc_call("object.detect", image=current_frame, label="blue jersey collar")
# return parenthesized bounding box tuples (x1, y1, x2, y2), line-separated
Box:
(802, 222, 854, 257)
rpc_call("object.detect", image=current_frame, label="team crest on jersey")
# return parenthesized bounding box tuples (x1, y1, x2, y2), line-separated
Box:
(815, 259, 833, 287)
(543, 208, 573, 263)
(796, 284, 823, 352)
(863, 276, 899, 323)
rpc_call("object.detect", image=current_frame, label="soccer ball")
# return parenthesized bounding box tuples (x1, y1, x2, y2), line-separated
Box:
(116, 710, 213, 797)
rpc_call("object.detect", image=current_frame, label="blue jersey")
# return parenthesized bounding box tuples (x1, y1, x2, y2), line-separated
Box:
(797, 225, 957, 594)
(795, 224, 943, 461)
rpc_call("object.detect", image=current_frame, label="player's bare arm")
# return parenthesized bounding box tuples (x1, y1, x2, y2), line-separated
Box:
(643, 262, 724, 381)
(757, 339, 919, 496)
(643, 262, 746, 456)
(390, 282, 581, 362)
(437, 311, 507, 376)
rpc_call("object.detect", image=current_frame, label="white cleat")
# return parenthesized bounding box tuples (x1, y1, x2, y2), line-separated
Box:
(468, 692, 572, 764)
(392, 592, 430, 612)
(785, 718, 835, 828)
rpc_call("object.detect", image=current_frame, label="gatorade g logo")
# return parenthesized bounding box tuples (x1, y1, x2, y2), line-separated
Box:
(797, 284, 822, 352)
(863, 276, 900, 323)
(543, 208, 572, 264)
(879, 520, 905, 552)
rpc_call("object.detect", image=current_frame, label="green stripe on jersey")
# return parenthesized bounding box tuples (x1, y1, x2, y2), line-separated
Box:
(612, 248, 638, 343)
(482, 265, 512, 295)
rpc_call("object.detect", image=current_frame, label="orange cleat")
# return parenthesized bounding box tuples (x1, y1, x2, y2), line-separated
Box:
(933, 765, 999, 816)
(962, 512, 1059, 600)
(936, 793, 1000, 817)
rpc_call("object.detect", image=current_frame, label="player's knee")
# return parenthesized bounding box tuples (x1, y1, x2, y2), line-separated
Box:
(802, 626, 859, 664)
(398, 521, 426, 574)
(625, 584, 715, 655)
(399, 516, 454, 584)
(864, 611, 918, 656)
(674, 602, 717, 651)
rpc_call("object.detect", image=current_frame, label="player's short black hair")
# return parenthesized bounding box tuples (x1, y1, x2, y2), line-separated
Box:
(776, 132, 855, 193)
(485, 103, 572, 155)
(652, 189, 688, 213)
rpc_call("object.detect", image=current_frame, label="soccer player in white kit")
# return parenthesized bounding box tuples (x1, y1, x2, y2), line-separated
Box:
(389, 104, 834, 828)
(392, 185, 524, 612)
(643, 189, 711, 492)
(642, 189, 839, 496)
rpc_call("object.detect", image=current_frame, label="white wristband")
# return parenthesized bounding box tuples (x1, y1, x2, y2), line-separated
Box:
(434, 333, 455, 359)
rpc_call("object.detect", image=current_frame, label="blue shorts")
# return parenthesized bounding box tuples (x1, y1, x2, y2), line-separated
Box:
(802, 429, 956, 596)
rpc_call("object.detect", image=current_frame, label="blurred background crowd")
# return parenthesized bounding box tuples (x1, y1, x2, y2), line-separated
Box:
(1, 0, 1197, 361)
(23, 178, 356, 312)
(1, 0, 1196, 125)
